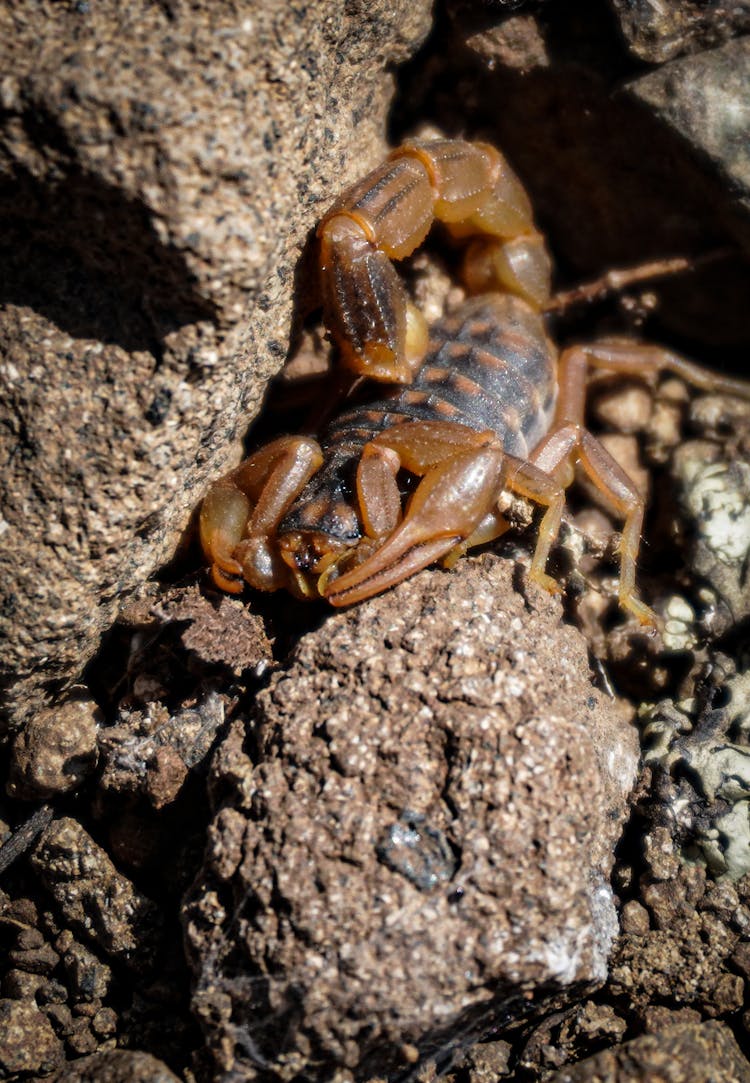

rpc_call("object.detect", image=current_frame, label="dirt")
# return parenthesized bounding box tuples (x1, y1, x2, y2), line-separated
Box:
(1, 1, 750, 1081)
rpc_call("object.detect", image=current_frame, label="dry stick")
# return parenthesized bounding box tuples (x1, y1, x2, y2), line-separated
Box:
(0, 804, 53, 877)
(541, 252, 734, 627)
(544, 249, 732, 314)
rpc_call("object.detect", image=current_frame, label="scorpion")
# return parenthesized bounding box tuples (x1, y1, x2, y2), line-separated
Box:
(200, 138, 750, 628)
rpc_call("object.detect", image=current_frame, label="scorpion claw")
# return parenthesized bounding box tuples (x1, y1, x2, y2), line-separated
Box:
(324, 439, 507, 604)
(322, 533, 461, 606)
(200, 482, 251, 592)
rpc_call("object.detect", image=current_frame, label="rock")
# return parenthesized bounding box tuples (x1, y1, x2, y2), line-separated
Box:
(518, 1000, 628, 1077)
(29, 817, 161, 968)
(459, 11, 550, 72)
(628, 39, 750, 221)
(55, 1049, 181, 1083)
(7, 937, 59, 977)
(671, 435, 750, 634)
(98, 690, 226, 809)
(608, 0, 750, 63)
(0, 997, 64, 1079)
(59, 938, 111, 1003)
(0, 0, 432, 731)
(609, 817, 748, 1017)
(545, 1020, 750, 1082)
(640, 663, 750, 883)
(7, 692, 100, 800)
(152, 585, 274, 674)
(185, 554, 639, 1080)
(459, 1038, 512, 1080)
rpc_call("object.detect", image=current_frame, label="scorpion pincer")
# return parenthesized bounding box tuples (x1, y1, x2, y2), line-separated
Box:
(200, 138, 750, 627)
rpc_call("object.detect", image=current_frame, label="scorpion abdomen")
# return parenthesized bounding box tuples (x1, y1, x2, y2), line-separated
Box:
(279, 294, 557, 544)
(328, 293, 557, 459)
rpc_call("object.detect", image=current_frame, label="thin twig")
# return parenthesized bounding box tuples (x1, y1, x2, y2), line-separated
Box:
(0, 805, 53, 877)
(545, 248, 732, 314)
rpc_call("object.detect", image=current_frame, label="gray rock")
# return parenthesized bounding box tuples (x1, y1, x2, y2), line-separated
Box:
(608, 0, 750, 63)
(672, 432, 750, 634)
(628, 39, 750, 220)
(641, 664, 750, 882)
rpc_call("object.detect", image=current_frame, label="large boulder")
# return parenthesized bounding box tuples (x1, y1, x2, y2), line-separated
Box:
(0, 0, 432, 731)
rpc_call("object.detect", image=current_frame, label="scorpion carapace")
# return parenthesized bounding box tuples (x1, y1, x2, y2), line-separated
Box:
(200, 138, 750, 627)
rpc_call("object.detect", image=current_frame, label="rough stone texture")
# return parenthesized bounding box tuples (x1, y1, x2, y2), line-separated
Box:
(186, 554, 639, 1080)
(29, 817, 162, 969)
(152, 585, 274, 674)
(671, 421, 750, 634)
(59, 934, 111, 1001)
(55, 1049, 182, 1083)
(608, 0, 750, 63)
(0, 0, 432, 731)
(460, 12, 550, 72)
(516, 1000, 629, 1077)
(98, 690, 226, 810)
(628, 39, 750, 220)
(545, 1020, 750, 1082)
(640, 660, 750, 883)
(0, 996, 64, 1079)
(6, 692, 100, 799)
(0, 878, 194, 1070)
(609, 823, 748, 1018)
(3, 5, 750, 1078)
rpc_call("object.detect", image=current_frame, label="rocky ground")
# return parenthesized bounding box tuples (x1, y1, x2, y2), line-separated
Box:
(1, 1, 750, 1081)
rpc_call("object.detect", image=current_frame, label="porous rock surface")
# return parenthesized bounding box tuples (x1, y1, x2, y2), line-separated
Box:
(186, 554, 639, 1080)
(29, 817, 162, 970)
(55, 1049, 182, 1083)
(0, 996, 64, 1079)
(546, 1020, 750, 1083)
(7, 692, 100, 800)
(0, 0, 432, 731)
(608, 0, 750, 63)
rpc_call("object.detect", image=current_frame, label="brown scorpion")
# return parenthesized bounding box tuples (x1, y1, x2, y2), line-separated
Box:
(200, 139, 750, 627)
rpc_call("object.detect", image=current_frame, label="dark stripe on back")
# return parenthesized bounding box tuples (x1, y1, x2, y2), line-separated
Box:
(323, 294, 556, 456)
(371, 172, 422, 227)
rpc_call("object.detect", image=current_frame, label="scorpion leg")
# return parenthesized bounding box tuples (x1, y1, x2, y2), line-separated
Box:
(200, 436, 323, 593)
(563, 340, 750, 399)
(527, 339, 750, 627)
(356, 443, 403, 541)
(529, 346, 654, 624)
(323, 419, 570, 606)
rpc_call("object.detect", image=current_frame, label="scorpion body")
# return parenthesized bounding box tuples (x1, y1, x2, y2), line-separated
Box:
(281, 294, 555, 548)
(200, 138, 750, 625)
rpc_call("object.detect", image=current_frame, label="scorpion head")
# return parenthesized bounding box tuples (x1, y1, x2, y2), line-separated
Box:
(201, 442, 377, 600)
(273, 451, 367, 597)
